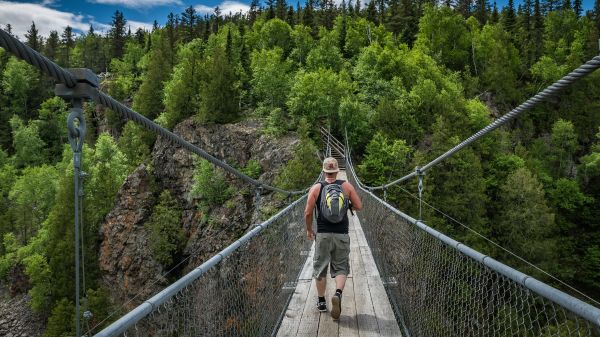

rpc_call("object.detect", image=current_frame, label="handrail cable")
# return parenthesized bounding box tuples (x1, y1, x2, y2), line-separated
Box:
(393, 182, 600, 307)
(0, 28, 307, 197)
(363, 54, 600, 191)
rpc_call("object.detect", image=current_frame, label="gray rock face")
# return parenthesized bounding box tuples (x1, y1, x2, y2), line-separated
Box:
(99, 119, 299, 308)
(0, 290, 44, 337)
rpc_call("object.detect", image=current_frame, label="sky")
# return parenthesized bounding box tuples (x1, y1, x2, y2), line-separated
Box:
(0, 0, 597, 39)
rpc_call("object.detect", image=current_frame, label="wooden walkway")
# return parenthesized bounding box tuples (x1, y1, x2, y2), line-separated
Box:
(276, 172, 402, 337)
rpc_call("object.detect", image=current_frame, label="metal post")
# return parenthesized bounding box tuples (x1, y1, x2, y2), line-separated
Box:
(67, 99, 86, 337)
(416, 167, 424, 221)
(56, 68, 97, 337)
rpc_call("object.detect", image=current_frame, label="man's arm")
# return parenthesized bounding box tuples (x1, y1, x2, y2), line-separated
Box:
(347, 183, 363, 211)
(304, 184, 320, 240)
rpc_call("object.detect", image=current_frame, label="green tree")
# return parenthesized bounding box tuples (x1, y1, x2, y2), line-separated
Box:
(357, 132, 412, 186)
(59, 26, 75, 67)
(45, 31, 60, 61)
(118, 121, 152, 167)
(415, 6, 471, 71)
(25, 22, 41, 51)
(305, 29, 344, 71)
(192, 159, 233, 208)
(109, 10, 127, 59)
(496, 167, 557, 274)
(158, 39, 204, 129)
(274, 119, 321, 190)
(108, 42, 145, 101)
(287, 69, 354, 131)
(550, 119, 578, 177)
(289, 24, 315, 66)
(197, 46, 239, 123)
(251, 47, 293, 111)
(145, 191, 185, 267)
(36, 97, 69, 161)
(132, 31, 174, 119)
(9, 165, 58, 243)
(10, 116, 46, 168)
(1, 58, 38, 119)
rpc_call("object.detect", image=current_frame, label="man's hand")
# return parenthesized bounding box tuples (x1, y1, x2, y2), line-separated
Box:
(307, 229, 316, 241)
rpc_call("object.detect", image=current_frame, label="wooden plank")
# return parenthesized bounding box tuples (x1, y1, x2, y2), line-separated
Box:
(317, 277, 338, 336)
(360, 247, 380, 278)
(277, 279, 313, 337)
(338, 277, 359, 337)
(299, 243, 315, 280)
(352, 272, 380, 337)
(367, 276, 402, 337)
(296, 279, 320, 337)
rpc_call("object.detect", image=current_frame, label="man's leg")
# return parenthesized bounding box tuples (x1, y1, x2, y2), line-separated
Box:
(316, 276, 327, 297)
(334, 274, 347, 291)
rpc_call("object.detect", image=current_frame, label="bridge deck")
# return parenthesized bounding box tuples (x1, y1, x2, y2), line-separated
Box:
(277, 172, 402, 337)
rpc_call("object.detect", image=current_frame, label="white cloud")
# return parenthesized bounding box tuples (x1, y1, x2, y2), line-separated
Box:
(0, 1, 154, 39)
(87, 0, 182, 8)
(0, 1, 90, 38)
(195, 1, 250, 15)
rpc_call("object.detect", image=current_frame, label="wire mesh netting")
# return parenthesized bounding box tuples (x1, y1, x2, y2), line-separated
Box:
(347, 165, 600, 337)
(108, 196, 310, 337)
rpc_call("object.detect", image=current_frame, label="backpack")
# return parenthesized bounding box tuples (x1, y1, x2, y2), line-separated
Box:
(318, 181, 350, 223)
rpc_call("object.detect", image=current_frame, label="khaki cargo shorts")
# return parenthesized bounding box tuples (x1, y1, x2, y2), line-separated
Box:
(312, 233, 351, 279)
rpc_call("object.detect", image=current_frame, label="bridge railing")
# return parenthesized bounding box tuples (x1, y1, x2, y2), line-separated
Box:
(94, 195, 310, 337)
(346, 156, 600, 337)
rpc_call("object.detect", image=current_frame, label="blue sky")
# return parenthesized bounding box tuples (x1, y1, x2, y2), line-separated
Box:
(0, 0, 596, 38)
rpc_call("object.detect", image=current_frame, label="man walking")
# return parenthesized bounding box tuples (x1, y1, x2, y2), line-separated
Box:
(304, 157, 362, 320)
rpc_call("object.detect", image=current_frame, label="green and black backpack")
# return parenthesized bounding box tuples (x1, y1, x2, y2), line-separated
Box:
(318, 181, 350, 223)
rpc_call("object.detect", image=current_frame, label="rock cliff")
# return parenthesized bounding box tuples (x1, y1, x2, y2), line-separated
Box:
(99, 119, 299, 309)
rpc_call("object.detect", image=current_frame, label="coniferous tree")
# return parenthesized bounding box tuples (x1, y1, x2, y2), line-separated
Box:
(491, 2, 500, 22)
(277, 0, 288, 20)
(44, 31, 59, 61)
(198, 46, 239, 123)
(133, 32, 173, 119)
(181, 6, 198, 42)
(366, 0, 378, 22)
(457, 0, 472, 18)
(533, 0, 544, 59)
(595, 0, 600, 31)
(355, 0, 361, 15)
(109, 10, 127, 60)
(250, 0, 261, 23)
(573, 0, 581, 16)
(474, 0, 488, 23)
(303, 0, 316, 34)
(378, 0, 385, 24)
(563, 0, 572, 10)
(267, 0, 276, 19)
(387, 0, 403, 35)
(503, 0, 517, 33)
(25, 22, 41, 52)
(59, 26, 74, 67)
(135, 28, 145, 45)
(287, 6, 296, 25)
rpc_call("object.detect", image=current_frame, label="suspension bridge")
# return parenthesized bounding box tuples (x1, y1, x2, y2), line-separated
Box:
(1, 28, 600, 337)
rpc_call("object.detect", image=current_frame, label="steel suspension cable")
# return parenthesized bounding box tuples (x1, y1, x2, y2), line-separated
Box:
(364, 54, 600, 191)
(0, 28, 307, 196)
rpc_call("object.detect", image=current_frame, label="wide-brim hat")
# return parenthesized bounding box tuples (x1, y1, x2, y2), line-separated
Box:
(323, 157, 339, 173)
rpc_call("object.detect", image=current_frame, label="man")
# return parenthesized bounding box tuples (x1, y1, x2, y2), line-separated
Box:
(304, 157, 362, 320)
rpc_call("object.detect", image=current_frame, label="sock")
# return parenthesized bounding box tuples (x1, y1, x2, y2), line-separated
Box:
(318, 296, 325, 302)
(335, 289, 343, 295)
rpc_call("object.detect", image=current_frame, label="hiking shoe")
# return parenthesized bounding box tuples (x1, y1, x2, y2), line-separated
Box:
(331, 292, 342, 319)
(317, 299, 327, 312)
